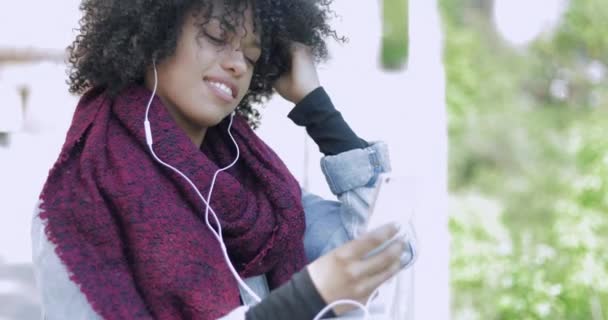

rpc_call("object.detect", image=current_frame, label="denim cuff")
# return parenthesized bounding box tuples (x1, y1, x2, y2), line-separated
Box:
(320, 141, 391, 195)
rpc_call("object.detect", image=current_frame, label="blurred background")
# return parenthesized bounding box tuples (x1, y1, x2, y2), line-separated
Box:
(443, 0, 608, 319)
(0, 0, 606, 319)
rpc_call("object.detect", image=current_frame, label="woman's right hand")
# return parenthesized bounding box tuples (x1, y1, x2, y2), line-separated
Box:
(306, 223, 405, 314)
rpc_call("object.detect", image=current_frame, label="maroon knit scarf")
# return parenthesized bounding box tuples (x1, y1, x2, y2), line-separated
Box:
(39, 86, 307, 319)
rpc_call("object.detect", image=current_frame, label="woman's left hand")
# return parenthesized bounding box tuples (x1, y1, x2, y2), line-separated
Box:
(273, 42, 321, 104)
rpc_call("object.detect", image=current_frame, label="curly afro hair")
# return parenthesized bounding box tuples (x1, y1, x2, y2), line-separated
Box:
(67, 0, 345, 127)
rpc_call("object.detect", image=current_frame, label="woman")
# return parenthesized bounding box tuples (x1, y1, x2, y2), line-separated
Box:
(31, 0, 414, 319)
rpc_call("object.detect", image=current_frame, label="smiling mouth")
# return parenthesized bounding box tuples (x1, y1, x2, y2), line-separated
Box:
(205, 80, 234, 98)
(203, 80, 237, 104)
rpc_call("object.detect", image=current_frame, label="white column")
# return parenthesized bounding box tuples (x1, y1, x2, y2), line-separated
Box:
(405, 1, 450, 319)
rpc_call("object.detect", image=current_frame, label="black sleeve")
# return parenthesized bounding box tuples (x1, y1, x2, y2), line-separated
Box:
(288, 87, 368, 156)
(245, 268, 336, 320)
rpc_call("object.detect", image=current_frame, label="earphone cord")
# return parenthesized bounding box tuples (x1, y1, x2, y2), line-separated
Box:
(144, 62, 381, 316)
(144, 61, 261, 303)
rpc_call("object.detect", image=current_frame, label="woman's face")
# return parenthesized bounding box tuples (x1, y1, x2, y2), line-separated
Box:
(146, 4, 261, 143)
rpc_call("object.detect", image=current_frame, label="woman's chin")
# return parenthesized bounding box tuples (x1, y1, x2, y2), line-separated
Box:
(196, 112, 232, 128)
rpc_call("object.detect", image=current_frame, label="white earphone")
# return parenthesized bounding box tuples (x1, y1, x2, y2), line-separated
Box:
(145, 60, 379, 319)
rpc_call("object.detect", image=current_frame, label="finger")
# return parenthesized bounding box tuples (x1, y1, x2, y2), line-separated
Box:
(339, 223, 400, 259)
(351, 240, 405, 279)
(354, 258, 402, 300)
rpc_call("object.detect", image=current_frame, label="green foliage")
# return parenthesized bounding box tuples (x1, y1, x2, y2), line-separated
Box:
(441, 0, 608, 318)
(381, 0, 409, 70)
(553, 0, 608, 63)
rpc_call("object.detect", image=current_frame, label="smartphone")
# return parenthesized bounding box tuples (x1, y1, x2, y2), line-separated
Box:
(367, 174, 414, 229)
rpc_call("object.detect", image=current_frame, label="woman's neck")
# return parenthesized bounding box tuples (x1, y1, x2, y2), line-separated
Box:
(157, 94, 207, 147)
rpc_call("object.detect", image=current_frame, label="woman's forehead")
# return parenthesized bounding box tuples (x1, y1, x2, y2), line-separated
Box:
(196, 0, 253, 22)
(193, 1, 262, 42)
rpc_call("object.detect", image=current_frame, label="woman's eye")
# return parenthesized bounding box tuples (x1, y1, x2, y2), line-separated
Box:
(205, 32, 226, 44)
(246, 57, 258, 66)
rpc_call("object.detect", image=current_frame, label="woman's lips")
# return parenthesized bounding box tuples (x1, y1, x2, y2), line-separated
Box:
(204, 76, 238, 103)
(205, 80, 235, 103)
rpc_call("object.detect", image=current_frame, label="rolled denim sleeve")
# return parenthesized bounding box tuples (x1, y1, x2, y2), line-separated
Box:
(303, 141, 394, 258)
(320, 142, 391, 195)
(323, 142, 391, 240)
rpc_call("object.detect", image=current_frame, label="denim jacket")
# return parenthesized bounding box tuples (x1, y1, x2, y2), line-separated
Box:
(31, 141, 415, 319)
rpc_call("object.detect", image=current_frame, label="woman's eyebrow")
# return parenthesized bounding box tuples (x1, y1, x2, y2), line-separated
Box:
(241, 35, 261, 49)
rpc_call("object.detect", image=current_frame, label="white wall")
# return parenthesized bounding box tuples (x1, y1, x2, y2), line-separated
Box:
(0, 3, 81, 318)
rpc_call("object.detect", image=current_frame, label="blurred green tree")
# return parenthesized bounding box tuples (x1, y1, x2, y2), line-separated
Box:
(440, 0, 608, 318)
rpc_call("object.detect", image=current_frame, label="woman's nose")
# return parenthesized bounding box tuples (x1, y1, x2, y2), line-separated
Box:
(220, 48, 247, 77)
